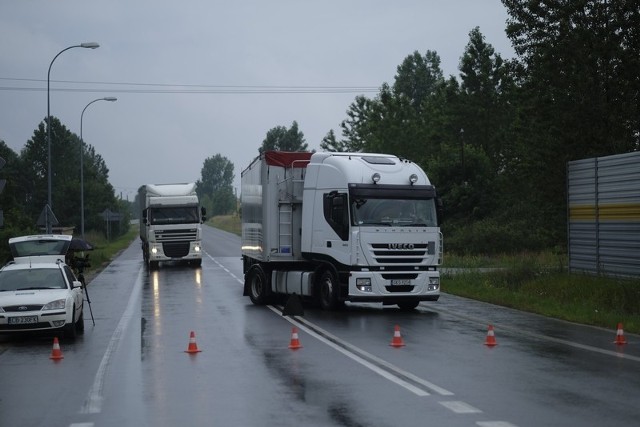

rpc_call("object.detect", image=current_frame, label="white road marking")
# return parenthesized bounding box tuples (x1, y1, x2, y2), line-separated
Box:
(477, 422, 519, 427)
(288, 311, 455, 396)
(79, 268, 144, 414)
(271, 306, 430, 396)
(440, 401, 482, 414)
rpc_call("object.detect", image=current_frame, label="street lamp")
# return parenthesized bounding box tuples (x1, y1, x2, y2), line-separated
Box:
(80, 97, 117, 239)
(46, 42, 100, 233)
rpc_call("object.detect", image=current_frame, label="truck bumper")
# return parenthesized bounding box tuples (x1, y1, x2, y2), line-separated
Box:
(148, 240, 203, 261)
(345, 270, 440, 303)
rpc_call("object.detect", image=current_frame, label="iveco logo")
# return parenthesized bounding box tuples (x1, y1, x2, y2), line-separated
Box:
(18, 306, 28, 311)
(388, 243, 414, 250)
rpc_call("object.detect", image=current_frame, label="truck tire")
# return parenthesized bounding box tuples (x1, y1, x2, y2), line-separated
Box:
(397, 301, 420, 310)
(149, 260, 159, 270)
(318, 269, 339, 311)
(247, 265, 269, 305)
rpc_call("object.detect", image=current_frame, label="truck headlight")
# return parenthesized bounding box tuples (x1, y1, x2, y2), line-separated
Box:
(194, 244, 201, 252)
(356, 278, 372, 292)
(151, 246, 158, 254)
(428, 277, 439, 291)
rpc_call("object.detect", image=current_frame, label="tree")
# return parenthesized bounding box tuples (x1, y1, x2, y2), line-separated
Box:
(393, 50, 444, 111)
(0, 140, 37, 261)
(502, 0, 640, 244)
(259, 121, 308, 153)
(320, 129, 349, 152)
(340, 95, 373, 152)
(20, 117, 119, 235)
(196, 154, 236, 216)
(458, 27, 512, 167)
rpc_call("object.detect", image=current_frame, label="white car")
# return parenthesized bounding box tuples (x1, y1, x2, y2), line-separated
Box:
(0, 235, 84, 338)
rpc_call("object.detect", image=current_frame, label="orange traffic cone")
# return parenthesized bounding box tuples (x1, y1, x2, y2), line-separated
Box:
(484, 325, 498, 347)
(389, 325, 405, 347)
(184, 331, 202, 354)
(288, 327, 303, 350)
(614, 323, 627, 345)
(49, 336, 64, 360)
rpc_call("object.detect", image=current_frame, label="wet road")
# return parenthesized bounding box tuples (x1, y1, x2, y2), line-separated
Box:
(1, 225, 639, 426)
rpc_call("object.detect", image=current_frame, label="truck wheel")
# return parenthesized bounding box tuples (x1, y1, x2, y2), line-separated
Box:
(191, 259, 202, 268)
(318, 270, 339, 311)
(247, 265, 269, 305)
(397, 301, 420, 310)
(149, 260, 159, 270)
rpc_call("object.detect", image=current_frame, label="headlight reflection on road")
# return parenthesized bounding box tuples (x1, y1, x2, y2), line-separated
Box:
(151, 270, 162, 332)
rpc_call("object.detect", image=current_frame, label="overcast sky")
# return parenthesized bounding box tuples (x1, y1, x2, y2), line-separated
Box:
(0, 0, 514, 200)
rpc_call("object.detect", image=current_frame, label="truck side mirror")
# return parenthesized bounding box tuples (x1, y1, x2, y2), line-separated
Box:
(436, 197, 444, 225)
(201, 207, 207, 222)
(142, 209, 148, 225)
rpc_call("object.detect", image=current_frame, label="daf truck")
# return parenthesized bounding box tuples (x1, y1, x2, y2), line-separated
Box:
(138, 183, 206, 269)
(241, 151, 442, 310)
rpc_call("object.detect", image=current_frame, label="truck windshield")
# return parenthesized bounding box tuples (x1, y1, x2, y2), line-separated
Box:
(149, 207, 200, 225)
(351, 197, 437, 227)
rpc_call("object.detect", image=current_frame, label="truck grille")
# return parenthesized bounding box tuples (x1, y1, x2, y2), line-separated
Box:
(2, 304, 44, 312)
(154, 228, 198, 242)
(163, 242, 191, 258)
(370, 243, 432, 265)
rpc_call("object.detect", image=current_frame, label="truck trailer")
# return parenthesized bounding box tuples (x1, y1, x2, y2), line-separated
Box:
(138, 183, 206, 269)
(241, 151, 442, 310)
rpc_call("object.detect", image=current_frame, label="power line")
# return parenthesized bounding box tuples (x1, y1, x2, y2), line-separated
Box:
(0, 76, 380, 94)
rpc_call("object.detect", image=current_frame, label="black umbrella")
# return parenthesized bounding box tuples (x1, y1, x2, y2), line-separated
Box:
(69, 238, 94, 251)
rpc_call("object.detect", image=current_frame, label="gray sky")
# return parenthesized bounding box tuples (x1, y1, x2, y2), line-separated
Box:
(0, 0, 514, 199)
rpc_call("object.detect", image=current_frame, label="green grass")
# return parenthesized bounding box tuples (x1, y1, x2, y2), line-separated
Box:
(443, 255, 640, 334)
(207, 214, 241, 236)
(81, 226, 138, 278)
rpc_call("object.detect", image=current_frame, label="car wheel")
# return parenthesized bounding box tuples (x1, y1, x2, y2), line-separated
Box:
(76, 309, 85, 334)
(318, 269, 339, 311)
(247, 265, 269, 305)
(64, 306, 78, 339)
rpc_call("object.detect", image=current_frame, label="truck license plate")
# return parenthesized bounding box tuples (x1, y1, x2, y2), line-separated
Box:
(8, 316, 38, 325)
(390, 279, 411, 286)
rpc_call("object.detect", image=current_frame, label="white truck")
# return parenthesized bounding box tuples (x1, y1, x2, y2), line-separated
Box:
(138, 183, 206, 269)
(241, 151, 442, 310)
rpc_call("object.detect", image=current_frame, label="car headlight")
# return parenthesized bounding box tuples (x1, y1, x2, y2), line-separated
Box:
(43, 299, 66, 311)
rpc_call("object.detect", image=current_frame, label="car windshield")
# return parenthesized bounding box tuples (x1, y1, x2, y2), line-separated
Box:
(10, 239, 70, 258)
(351, 197, 437, 227)
(0, 268, 67, 291)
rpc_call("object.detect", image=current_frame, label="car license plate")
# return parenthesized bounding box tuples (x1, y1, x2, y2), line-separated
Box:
(8, 316, 38, 325)
(390, 279, 411, 286)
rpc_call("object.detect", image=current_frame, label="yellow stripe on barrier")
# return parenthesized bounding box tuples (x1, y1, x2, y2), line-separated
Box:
(569, 203, 640, 221)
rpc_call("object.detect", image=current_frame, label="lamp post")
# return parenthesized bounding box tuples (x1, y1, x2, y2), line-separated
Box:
(46, 42, 99, 233)
(80, 97, 117, 239)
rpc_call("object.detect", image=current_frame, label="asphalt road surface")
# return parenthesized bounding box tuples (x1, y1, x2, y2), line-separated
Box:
(1, 225, 638, 427)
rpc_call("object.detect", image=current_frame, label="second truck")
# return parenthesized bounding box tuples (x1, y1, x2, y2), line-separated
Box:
(138, 183, 206, 269)
(241, 151, 442, 310)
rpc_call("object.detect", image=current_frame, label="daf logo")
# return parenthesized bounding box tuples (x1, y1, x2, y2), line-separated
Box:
(18, 306, 28, 311)
(388, 243, 414, 250)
